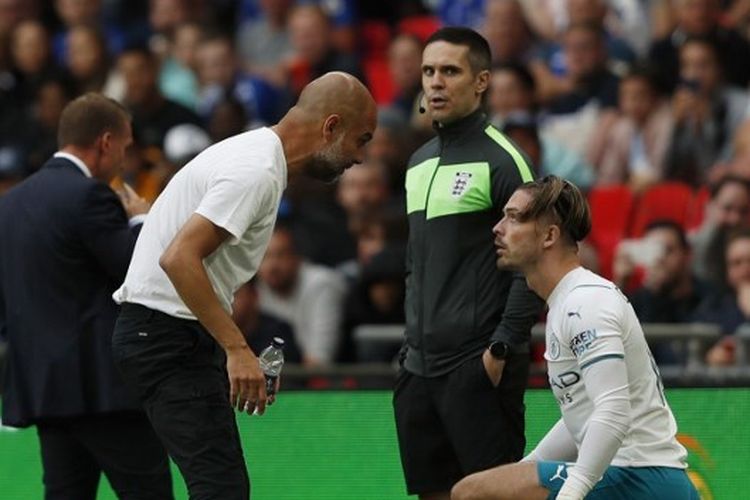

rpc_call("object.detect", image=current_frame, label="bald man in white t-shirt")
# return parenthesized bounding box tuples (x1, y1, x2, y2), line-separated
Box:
(111, 72, 376, 499)
(452, 175, 698, 500)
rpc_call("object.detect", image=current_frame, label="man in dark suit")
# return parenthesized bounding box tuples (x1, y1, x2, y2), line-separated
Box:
(0, 93, 173, 500)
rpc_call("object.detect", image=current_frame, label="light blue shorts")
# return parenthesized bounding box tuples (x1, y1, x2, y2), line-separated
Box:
(537, 461, 699, 500)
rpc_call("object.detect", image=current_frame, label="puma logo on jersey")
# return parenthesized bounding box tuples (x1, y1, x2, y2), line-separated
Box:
(550, 464, 567, 483)
(567, 307, 582, 319)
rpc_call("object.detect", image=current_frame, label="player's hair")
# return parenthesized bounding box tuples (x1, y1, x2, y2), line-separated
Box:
(57, 92, 130, 148)
(517, 175, 591, 246)
(425, 27, 491, 75)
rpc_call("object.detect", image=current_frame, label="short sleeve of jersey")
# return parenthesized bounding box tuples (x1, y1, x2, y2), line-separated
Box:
(195, 169, 276, 245)
(559, 286, 627, 370)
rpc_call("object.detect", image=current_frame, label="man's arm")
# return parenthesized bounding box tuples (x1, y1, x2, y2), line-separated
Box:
(159, 213, 267, 415)
(557, 356, 631, 500)
(522, 418, 578, 463)
(491, 274, 546, 347)
(79, 183, 145, 281)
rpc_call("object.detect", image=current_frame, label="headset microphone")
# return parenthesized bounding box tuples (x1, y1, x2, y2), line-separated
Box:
(418, 91, 426, 114)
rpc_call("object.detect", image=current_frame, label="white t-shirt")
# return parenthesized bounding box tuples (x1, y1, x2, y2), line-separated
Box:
(545, 267, 687, 468)
(113, 127, 287, 319)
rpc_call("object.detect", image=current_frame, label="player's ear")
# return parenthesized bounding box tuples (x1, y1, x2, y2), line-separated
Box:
(543, 224, 560, 249)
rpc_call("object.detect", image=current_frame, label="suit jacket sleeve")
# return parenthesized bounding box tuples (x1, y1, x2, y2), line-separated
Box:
(78, 182, 140, 282)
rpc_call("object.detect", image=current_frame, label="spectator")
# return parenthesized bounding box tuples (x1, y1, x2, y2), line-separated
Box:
(117, 45, 202, 150)
(52, 0, 127, 65)
(337, 207, 408, 285)
(530, 0, 635, 105)
(147, 0, 193, 58)
(589, 66, 673, 191)
(343, 244, 407, 362)
(336, 160, 392, 234)
(613, 220, 709, 364)
(286, 4, 365, 96)
(63, 24, 120, 97)
(649, 0, 750, 93)
(489, 62, 538, 127)
(232, 279, 302, 364)
(0, 0, 36, 40)
(501, 112, 595, 189)
(9, 20, 59, 104)
(664, 37, 750, 186)
(481, 0, 537, 65)
(159, 22, 202, 110)
(236, 0, 293, 87)
(196, 33, 284, 127)
(386, 33, 423, 122)
(540, 23, 620, 162)
(208, 94, 248, 142)
(487, 63, 595, 188)
(693, 228, 750, 365)
(545, 22, 620, 113)
(367, 107, 417, 195)
(690, 175, 750, 288)
(19, 78, 73, 175)
(257, 224, 347, 366)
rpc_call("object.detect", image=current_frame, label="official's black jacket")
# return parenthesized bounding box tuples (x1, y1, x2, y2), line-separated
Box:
(403, 109, 545, 376)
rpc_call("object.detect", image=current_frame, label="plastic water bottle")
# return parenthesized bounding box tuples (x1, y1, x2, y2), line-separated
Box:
(259, 337, 285, 396)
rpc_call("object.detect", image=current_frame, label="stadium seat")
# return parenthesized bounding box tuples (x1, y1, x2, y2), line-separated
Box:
(363, 57, 395, 105)
(629, 182, 695, 237)
(587, 185, 635, 279)
(360, 20, 391, 59)
(397, 15, 441, 42)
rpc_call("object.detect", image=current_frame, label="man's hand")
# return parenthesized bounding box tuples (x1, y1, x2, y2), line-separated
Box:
(482, 349, 505, 387)
(117, 182, 150, 217)
(226, 345, 268, 415)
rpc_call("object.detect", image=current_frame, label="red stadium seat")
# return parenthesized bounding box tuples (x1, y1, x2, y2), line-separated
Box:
(360, 20, 391, 59)
(629, 182, 695, 237)
(588, 185, 635, 279)
(363, 57, 395, 105)
(398, 15, 441, 42)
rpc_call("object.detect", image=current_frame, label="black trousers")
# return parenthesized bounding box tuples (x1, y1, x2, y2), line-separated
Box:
(393, 352, 529, 495)
(112, 303, 249, 500)
(36, 411, 172, 500)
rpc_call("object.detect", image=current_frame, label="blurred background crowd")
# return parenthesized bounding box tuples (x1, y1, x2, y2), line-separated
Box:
(2, 0, 750, 369)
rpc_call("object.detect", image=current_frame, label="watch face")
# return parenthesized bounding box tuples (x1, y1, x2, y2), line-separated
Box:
(491, 342, 508, 359)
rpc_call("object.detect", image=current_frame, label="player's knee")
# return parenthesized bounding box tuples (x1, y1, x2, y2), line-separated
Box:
(451, 475, 482, 500)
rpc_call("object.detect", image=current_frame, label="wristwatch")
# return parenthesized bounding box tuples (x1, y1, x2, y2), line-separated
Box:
(488, 341, 511, 360)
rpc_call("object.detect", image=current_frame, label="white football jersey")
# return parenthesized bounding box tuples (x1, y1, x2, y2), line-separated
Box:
(545, 267, 688, 468)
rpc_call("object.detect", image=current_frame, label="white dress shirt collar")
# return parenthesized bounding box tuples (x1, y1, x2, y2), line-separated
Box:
(53, 152, 92, 178)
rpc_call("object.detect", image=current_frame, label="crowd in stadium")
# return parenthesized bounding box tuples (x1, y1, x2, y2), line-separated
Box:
(2, 0, 750, 368)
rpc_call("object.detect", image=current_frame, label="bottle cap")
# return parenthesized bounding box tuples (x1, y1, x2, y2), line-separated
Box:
(271, 337, 285, 349)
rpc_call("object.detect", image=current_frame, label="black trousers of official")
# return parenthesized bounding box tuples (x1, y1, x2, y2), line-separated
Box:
(112, 303, 249, 500)
(36, 411, 172, 500)
(393, 352, 529, 496)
